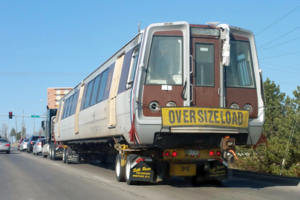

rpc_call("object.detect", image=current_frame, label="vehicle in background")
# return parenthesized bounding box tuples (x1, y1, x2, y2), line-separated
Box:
(26, 135, 45, 153)
(33, 138, 45, 155)
(0, 138, 10, 154)
(17, 138, 25, 150)
(41, 109, 57, 159)
(20, 139, 29, 151)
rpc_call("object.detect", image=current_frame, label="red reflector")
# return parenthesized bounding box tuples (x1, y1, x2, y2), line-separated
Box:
(191, 155, 194, 158)
(135, 158, 145, 163)
(5, 144, 10, 146)
(216, 151, 221, 156)
(197, 154, 200, 157)
(172, 151, 177, 157)
(164, 151, 170, 157)
(209, 151, 214, 156)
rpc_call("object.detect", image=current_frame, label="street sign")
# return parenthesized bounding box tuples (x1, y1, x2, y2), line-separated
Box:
(31, 115, 40, 118)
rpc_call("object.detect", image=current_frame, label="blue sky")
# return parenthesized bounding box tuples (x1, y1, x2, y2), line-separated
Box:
(0, 0, 299, 139)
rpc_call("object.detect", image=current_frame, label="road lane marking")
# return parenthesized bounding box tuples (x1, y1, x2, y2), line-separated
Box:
(93, 176, 112, 182)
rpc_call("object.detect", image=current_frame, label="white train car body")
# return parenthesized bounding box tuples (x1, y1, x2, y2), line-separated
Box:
(54, 22, 265, 148)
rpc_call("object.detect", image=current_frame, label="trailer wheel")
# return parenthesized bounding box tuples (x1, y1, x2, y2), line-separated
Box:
(115, 154, 125, 182)
(63, 149, 66, 163)
(49, 144, 53, 160)
(43, 154, 47, 158)
(51, 144, 57, 160)
(66, 149, 70, 164)
(125, 154, 138, 185)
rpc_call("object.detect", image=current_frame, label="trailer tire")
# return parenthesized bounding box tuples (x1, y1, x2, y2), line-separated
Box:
(43, 154, 47, 158)
(115, 154, 125, 182)
(125, 154, 138, 185)
(51, 144, 56, 160)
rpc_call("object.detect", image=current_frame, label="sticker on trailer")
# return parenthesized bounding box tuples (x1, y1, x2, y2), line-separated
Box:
(161, 107, 249, 128)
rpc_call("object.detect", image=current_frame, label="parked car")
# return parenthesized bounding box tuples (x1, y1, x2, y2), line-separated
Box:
(20, 139, 29, 151)
(33, 138, 45, 155)
(27, 136, 45, 153)
(18, 138, 25, 150)
(0, 138, 10, 154)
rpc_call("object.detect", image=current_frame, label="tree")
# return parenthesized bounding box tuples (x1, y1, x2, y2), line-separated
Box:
(1, 123, 8, 139)
(263, 78, 286, 137)
(233, 79, 300, 177)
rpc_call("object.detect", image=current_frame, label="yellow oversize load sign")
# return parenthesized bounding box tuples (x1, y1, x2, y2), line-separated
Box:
(161, 107, 249, 128)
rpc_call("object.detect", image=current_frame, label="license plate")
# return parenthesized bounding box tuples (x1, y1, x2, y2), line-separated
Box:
(161, 107, 249, 128)
(184, 150, 198, 155)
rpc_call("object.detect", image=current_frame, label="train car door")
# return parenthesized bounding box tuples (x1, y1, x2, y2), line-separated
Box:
(108, 54, 125, 128)
(191, 33, 220, 107)
(74, 84, 85, 134)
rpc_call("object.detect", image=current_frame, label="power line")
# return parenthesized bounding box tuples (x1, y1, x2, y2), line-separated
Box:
(262, 66, 300, 75)
(0, 71, 88, 76)
(256, 5, 300, 36)
(259, 50, 300, 60)
(258, 36, 300, 52)
(260, 62, 300, 70)
(257, 25, 300, 49)
(0, 55, 110, 58)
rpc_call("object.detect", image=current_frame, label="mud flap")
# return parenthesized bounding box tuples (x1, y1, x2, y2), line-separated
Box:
(205, 160, 228, 181)
(130, 158, 154, 182)
(54, 146, 64, 158)
(66, 149, 81, 164)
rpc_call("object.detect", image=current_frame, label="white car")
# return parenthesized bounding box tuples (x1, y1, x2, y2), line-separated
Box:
(20, 139, 29, 151)
(33, 138, 45, 155)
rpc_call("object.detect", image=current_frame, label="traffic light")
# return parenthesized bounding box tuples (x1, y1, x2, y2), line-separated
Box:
(9, 112, 13, 119)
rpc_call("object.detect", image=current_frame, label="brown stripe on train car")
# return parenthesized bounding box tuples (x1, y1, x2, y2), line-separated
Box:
(143, 85, 184, 117)
(226, 88, 258, 118)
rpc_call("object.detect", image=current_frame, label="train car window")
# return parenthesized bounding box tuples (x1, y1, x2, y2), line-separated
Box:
(146, 36, 183, 85)
(67, 95, 74, 117)
(90, 75, 101, 106)
(83, 80, 94, 109)
(195, 43, 214, 86)
(127, 47, 140, 88)
(97, 70, 108, 102)
(62, 99, 69, 119)
(226, 40, 255, 88)
(71, 92, 79, 115)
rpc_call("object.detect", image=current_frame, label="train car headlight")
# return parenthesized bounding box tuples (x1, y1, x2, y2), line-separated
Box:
(149, 101, 160, 112)
(244, 104, 253, 114)
(166, 101, 176, 107)
(230, 103, 239, 109)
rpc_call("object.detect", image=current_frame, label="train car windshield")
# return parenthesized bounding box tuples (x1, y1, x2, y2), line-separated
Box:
(146, 36, 183, 85)
(226, 40, 255, 88)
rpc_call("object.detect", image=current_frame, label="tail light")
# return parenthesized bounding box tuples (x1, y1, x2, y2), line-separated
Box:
(30, 141, 33, 145)
(164, 151, 170, 157)
(209, 151, 214, 156)
(216, 151, 221, 156)
(172, 151, 178, 157)
(5, 144, 10, 147)
(38, 142, 41, 146)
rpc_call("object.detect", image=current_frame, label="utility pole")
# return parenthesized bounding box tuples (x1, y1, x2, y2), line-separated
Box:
(34, 118, 35, 135)
(21, 110, 24, 139)
(15, 116, 18, 141)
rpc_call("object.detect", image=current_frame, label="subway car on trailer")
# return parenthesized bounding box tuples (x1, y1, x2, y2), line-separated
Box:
(49, 21, 265, 185)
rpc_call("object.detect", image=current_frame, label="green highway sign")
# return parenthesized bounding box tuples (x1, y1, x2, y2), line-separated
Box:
(31, 115, 40, 118)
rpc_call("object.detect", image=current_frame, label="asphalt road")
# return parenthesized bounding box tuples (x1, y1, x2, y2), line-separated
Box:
(0, 147, 299, 200)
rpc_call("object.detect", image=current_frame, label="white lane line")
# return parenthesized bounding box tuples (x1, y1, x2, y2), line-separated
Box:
(93, 176, 112, 182)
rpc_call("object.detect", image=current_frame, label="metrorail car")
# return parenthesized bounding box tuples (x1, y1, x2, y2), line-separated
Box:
(51, 21, 265, 185)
